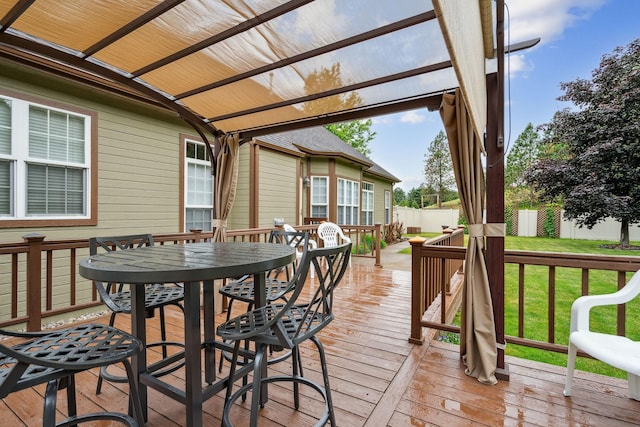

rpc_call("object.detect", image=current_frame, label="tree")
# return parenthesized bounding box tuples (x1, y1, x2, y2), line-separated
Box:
(424, 130, 455, 208)
(326, 119, 376, 157)
(525, 38, 640, 246)
(302, 64, 374, 156)
(393, 187, 407, 205)
(406, 186, 423, 209)
(505, 123, 540, 207)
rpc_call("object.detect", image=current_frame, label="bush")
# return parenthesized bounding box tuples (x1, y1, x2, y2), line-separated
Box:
(382, 221, 404, 243)
(458, 211, 468, 234)
(505, 205, 513, 235)
(355, 234, 387, 254)
(543, 207, 556, 238)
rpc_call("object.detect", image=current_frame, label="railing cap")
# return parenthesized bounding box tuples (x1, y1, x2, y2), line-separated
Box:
(22, 233, 46, 242)
(409, 236, 426, 244)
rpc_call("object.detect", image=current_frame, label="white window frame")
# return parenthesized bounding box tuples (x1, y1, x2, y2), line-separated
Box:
(184, 138, 213, 232)
(361, 182, 374, 225)
(0, 94, 92, 222)
(385, 190, 391, 224)
(337, 178, 359, 225)
(310, 176, 328, 219)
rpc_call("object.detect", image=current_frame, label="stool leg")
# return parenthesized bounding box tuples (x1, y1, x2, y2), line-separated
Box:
(43, 379, 59, 427)
(159, 307, 168, 359)
(122, 359, 145, 425)
(292, 345, 300, 409)
(96, 312, 118, 395)
(312, 336, 335, 425)
(249, 345, 267, 427)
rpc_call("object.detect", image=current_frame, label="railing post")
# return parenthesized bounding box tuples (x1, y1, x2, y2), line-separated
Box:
(23, 233, 45, 332)
(409, 236, 426, 344)
(443, 227, 453, 293)
(189, 228, 203, 242)
(374, 222, 382, 267)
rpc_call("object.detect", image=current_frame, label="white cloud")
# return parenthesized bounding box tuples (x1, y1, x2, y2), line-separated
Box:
(400, 111, 426, 124)
(506, 53, 533, 78)
(506, 0, 606, 45)
(372, 115, 393, 125)
(504, 0, 606, 79)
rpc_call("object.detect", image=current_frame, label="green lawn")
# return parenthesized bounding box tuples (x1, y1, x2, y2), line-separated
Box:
(402, 233, 640, 379)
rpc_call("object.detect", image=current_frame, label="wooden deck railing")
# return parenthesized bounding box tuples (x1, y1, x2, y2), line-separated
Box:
(409, 227, 465, 343)
(410, 236, 640, 355)
(296, 223, 382, 266)
(0, 224, 380, 332)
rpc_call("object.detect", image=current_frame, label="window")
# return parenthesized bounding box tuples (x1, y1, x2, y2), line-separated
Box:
(310, 176, 328, 218)
(337, 178, 359, 225)
(185, 139, 213, 231)
(385, 190, 391, 224)
(0, 95, 92, 221)
(361, 182, 374, 225)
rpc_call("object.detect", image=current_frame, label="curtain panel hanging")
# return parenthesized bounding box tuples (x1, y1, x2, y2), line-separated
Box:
(440, 88, 497, 385)
(212, 133, 240, 243)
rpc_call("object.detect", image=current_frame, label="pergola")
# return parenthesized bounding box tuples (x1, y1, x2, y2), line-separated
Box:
(0, 0, 525, 384)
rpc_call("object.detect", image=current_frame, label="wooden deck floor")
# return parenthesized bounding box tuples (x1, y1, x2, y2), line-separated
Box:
(2, 257, 639, 426)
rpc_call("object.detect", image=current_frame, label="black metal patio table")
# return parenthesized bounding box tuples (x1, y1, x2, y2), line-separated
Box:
(79, 241, 296, 427)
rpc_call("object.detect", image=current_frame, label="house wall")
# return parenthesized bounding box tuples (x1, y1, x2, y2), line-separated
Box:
(365, 174, 393, 225)
(257, 148, 298, 228)
(335, 160, 361, 181)
(227, 145, 251, 230)
(0, 61, 193, 244)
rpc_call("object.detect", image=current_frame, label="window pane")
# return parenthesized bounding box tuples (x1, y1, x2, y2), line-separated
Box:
(27, 164, 47, 214)
(187, 141, 196, 159)
(186, 208, 212, 231)
(27, 164, 85, 215)
(0, 99, 11, 155)
(187, 162, 212, 205)
(29, 107, 49, 159)
(29, 107, 85, 164)
(68, 115, 85, 163)
(312, 205, 327, 218)
(0, 160, 11, 215)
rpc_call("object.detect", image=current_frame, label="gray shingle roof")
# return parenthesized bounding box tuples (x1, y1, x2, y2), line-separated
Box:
(255, 126, 400, 183)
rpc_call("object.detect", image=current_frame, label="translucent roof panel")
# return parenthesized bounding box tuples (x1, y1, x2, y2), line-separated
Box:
(0, 0, 491, 139)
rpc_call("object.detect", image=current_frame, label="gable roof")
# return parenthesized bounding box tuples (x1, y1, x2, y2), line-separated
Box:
(255, 126, 399, 183)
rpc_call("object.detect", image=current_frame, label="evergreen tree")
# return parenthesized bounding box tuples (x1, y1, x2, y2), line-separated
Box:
(505, 123, 540, 207)
(424, 131, 455, 208)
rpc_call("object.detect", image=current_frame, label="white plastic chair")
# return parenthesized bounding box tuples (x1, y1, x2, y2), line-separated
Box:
(283, 224, 317, 278)
(563, 269, 640, 400)
(317, 221, 352, 267)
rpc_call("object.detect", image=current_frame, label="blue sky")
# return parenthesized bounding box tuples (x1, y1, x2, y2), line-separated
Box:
(369, 0, 640, 192)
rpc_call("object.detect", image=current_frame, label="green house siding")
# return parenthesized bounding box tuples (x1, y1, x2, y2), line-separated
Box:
(0, 62, 194, 317)
(258, 149, 298, 227)
(335, 161, 362, 182)
(366, 175, 393, 225)
(0, 61, 192, 243)
(227, 147, 251, 229)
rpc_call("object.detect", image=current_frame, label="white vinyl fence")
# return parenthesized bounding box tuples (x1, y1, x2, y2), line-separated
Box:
(394, 206, 640, 241)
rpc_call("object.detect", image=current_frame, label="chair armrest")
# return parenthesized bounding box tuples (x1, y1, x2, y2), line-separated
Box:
(570, 271, 640, 332)
(0, 328, 50, 339)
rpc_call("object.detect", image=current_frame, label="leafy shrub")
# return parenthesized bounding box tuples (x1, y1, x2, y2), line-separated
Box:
(505, 205, 513, 235)
(458, 211, 468, 234)
(355, 234, 387, 254)
(382, 221, 404, 243)
(543, 207, 556, 238)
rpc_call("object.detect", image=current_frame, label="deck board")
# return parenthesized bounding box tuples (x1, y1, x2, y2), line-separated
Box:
(2, 258, 639, 426)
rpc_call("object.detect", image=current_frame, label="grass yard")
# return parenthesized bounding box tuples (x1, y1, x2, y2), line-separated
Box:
(402, 233, 640, 379)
